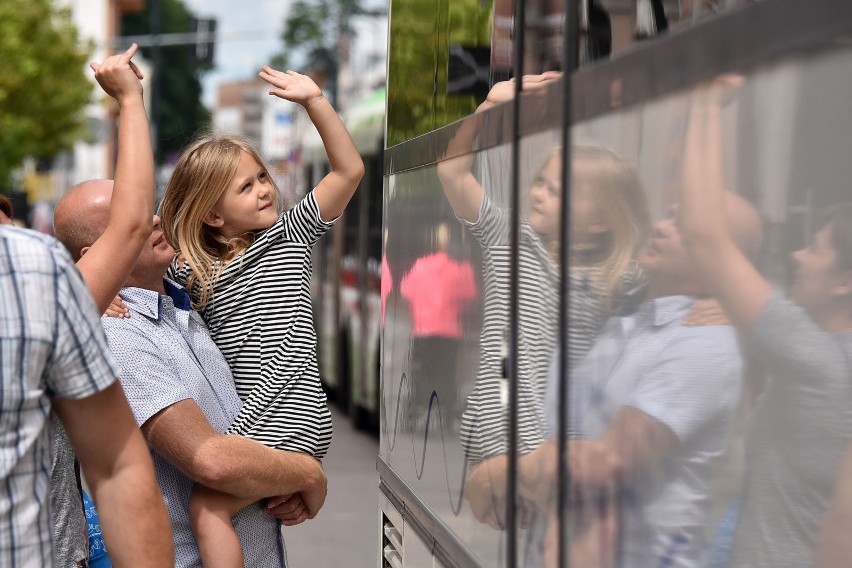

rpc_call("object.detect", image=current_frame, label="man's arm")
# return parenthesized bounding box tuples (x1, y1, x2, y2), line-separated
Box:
(678, 81, 771, 331)
(818, 440, 852, 567)
(142, 399, 327, 516)
(53, 383, 174, 567)
(76, 43, 155, 313)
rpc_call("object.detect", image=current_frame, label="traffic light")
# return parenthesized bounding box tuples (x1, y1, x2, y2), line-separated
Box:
(189, 17, 216, 65)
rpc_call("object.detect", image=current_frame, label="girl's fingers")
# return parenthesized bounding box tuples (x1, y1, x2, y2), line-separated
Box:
(261, 65, 286, 78)
(259, 72, 287, 88)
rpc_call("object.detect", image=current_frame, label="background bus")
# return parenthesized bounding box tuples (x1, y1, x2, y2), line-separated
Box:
(377, 0, 852, 566)
(306, 88, 385, 431)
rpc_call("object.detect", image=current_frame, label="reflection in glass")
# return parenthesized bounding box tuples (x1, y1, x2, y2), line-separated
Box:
(401, 222, 478, 429)
(381, 26, 852, 567)
(677, 77, 852, 568)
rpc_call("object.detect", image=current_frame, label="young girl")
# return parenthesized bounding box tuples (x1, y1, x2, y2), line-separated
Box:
(157, 67, 364, 567)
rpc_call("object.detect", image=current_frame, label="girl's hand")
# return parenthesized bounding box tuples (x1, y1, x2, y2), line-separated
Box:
(104, 295, 129, 319)
(259, 67, 324, 108)
(684, 298, 729, 326)
(479, 71, 562, 111)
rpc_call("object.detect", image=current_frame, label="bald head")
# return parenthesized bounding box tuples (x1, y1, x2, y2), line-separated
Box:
(54, 179, 114, 261)
(723, 191, 763, 261)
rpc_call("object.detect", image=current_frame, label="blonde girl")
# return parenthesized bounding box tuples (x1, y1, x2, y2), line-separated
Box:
(158, 67, 363, 568)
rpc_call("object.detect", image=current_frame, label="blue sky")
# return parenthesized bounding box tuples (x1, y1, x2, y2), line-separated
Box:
(183, 0, 291, 107)
(182, 0, 387, 108)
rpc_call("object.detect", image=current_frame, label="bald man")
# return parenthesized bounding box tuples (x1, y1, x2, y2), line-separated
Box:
(515, 193, 762, 568)
(50, 45, 165, 568)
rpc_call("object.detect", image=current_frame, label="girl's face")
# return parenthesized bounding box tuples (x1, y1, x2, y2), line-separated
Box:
(791, 223, 849, 314)
(205, 151, 277, 238)
(528, 155, 562, 240)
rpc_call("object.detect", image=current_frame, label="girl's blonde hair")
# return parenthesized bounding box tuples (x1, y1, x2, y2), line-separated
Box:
(159, 134, 279, 309)
(571, 145, 652, 310)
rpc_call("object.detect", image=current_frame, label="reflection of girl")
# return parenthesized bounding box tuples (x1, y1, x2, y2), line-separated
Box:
(437, 73, 651, 529)
(679, 83, 852, 568)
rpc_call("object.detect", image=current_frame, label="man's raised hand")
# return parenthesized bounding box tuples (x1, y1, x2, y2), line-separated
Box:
(90, 43, 144, 105)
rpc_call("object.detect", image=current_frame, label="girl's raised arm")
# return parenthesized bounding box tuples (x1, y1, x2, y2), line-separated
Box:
(260, 67, 364, 221)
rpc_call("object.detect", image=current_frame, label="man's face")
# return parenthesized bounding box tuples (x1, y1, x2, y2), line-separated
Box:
(790, 223, 846, 314)
(131, 214, 175, 277)
(638, 205, 697, 293)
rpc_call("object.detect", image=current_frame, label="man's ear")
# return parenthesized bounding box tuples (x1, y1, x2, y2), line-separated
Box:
(203, 210, 224, 228)
(80, 246, 91, 258)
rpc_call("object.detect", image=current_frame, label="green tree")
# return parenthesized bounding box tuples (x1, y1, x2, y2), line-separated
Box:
(0, 0, 93, 188)
(274, 0, 384, 102)
(122, 0, 211, 162)
(386, 0, 491, 146)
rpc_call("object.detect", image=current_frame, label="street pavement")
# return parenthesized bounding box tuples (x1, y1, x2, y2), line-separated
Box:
(284, 404, 379, 567)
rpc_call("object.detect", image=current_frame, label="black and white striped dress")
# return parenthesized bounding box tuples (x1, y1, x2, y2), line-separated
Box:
(170, 190, 333, 458)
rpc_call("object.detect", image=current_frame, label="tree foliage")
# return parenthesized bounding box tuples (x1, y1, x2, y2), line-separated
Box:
(0, 0, 93, 188)
(275, 0, 373, 74)
(386, 0, 491, 146)
(122, 0, 211, 162)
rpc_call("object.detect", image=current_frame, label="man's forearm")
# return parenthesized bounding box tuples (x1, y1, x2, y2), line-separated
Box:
(89, 458, 174, 567)
(56, 384, 174, 567)
(195, 434, 325, 501)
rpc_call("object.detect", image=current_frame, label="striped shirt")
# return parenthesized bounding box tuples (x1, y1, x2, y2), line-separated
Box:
(102, 281, 286, 568)
(0, 226, 117, 568)
(459, 195, 642, 462)
(170, 190, 334, 457)
(459, 195, 560, 461)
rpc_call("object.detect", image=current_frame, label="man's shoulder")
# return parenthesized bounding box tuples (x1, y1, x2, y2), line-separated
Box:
(1, 226, 75, 271)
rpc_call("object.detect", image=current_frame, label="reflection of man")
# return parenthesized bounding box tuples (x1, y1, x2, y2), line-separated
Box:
(54, 185, 327, 567)
(0, 225, 172, 566)
(521, 194, 762, 568)
(401, 222, 477, 424)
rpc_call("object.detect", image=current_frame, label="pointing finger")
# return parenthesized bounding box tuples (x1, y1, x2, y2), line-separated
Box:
(123, 42, 138, 60)
(90, 62, 101, 73)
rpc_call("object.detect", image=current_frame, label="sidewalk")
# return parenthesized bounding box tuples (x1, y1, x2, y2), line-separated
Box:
(284, 404, 379, 567)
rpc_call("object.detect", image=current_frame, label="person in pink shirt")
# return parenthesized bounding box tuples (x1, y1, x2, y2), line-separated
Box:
(381, 228, 393, 323)
(401, 221, 478, 429)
